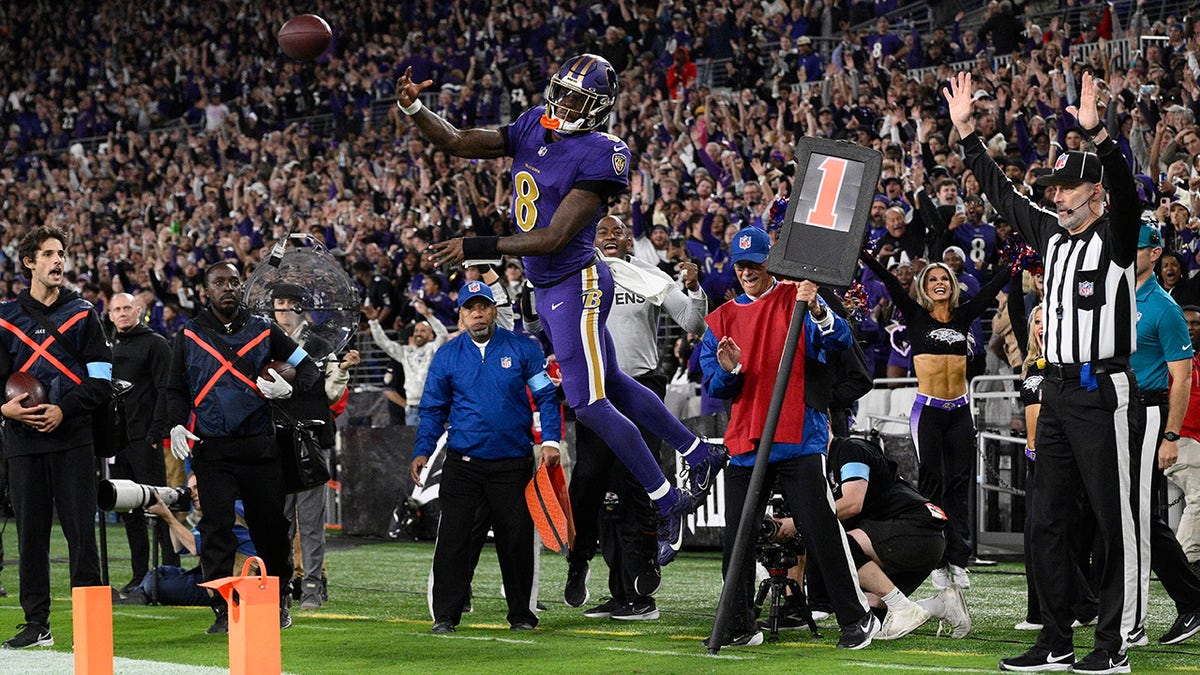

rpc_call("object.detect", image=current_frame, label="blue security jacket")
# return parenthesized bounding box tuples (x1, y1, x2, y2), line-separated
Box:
(414, 328, 560, 460)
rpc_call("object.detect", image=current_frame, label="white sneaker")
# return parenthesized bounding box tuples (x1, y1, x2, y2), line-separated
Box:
(876, 602, 931, 640)
(936, 586, 971, 638)
(930, 566, 953, 591)
(1071, 615, 1098, 628)
(810, 610, 831, 621)
(1014, 620, 1044, 631)
(949, 564, 971, 589)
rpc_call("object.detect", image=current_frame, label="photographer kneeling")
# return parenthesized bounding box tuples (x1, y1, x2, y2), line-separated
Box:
(821, 435, 969, 639)
(116, 474, 257, 606)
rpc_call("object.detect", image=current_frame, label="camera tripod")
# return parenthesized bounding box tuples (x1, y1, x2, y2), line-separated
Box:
(754, 556, 821, 641)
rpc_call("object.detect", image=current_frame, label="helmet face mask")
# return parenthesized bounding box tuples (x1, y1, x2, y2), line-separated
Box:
(541, 54, 617, 133)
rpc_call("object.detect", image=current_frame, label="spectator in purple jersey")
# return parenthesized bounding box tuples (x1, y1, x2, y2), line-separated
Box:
(400, 54, 728, 568)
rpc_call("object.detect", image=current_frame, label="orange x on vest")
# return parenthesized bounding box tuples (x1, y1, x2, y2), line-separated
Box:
(183, 328, 270, 406)
(0, 310, 89, 385)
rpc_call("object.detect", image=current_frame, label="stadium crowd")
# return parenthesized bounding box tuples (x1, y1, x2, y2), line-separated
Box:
(2, 0, 1200, 656)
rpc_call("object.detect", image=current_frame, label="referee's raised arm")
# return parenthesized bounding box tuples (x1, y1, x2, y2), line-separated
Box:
(944, 72, 1059, 253)
(1068, 73, 1141, 268)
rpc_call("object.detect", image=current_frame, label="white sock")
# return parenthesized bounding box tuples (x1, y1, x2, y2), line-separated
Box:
(881, 588, 910, 611)
(680, 438, 702, 462)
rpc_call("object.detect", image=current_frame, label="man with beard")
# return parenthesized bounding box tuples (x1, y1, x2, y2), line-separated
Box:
(165, 261, 320, 635)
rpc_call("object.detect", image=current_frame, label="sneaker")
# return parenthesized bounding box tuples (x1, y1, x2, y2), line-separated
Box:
(462, 587, 473, 614)
(684, 443, 728, 500)
(656, 488, 692, 566)
(937, 586, 971, 639)
(432, 621, 455, 634)
(930, 565, 953, 591)
(206, 608, 229, 635)
(115, 589, 150, 606)
(2, 623, 53, 649)
(702, 628, 764, 649)
(583, 598, 622, 619)
(634, 567, 661, 597)
(119, 576, 144, 595)
(1015, 620, 1045, 631)
(0, 583, 6, 598)
(612, 599, 659, 621)
(1124, 626, 1148, 649)
(876, 602, 931, 640)
(758, 612, 808, 631)
(1071, 615, 1098, 628)
(510, 622, 535, 631)
(564, 560, 590, 608)
(280, 606, 292, 630)
(1069, 648, 1129, 674)
(949, 564, 971, 589)
(810, 609, 831, 621)
(998, 646, 1074, 671)
(300, 581, 322, 610)
(837, 611, 881, 650)
(1159, 611, 1200, 645)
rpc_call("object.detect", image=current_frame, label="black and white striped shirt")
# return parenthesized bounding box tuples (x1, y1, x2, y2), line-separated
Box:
(962, 134, 1140, 364)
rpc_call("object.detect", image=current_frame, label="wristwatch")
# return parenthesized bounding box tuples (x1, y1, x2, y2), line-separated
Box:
(1162, 431, 1181, 442)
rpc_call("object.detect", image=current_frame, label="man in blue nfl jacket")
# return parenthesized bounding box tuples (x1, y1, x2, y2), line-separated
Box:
(411, 281, 561, 634)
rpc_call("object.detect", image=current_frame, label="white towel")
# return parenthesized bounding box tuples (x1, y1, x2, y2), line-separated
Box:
(601, 255, 673, 306)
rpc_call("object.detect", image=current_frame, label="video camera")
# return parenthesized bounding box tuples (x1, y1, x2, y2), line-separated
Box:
(755, 494, 804, 571)
(98, 479, 190, 513)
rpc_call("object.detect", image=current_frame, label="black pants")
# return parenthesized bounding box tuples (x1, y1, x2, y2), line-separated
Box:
(1033, 368, 1144, 653)
(432, 451, 536, 628)
(8, 445, 101, 626)
(191, 453, 293, 604)
(723, 455, 868, 632)
(1021, 456, 1099, 623)
(110, 439, 179, 579)
(1141, 404, 1200, 617)
(570, 373, 663, 604)
(910, 401, 974, 567)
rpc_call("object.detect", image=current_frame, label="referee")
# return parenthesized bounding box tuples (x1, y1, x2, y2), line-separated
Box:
(946, 72, 1144, 673)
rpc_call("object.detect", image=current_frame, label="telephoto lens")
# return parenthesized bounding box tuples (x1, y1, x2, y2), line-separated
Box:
(97, 479, 190, 512)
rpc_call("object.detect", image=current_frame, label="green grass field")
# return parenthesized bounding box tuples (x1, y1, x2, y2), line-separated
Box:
(0, 523, 1197, 673)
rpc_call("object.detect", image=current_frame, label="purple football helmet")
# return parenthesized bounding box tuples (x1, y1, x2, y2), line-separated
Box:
(541, 54, 618, 134)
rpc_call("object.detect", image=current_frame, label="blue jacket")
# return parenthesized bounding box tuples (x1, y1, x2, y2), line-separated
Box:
(415, 328, 560, 460)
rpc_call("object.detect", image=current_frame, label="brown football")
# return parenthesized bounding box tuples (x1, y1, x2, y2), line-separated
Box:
(277, 14, 332, 61)
(260, 360, 297, 383)
(5, 371, 48, 408)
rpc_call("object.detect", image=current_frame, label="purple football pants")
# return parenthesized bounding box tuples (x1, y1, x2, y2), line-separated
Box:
(536, 261, 699, 509)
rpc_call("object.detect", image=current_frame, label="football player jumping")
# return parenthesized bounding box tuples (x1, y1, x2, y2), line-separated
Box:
(400, 54, 726, 566)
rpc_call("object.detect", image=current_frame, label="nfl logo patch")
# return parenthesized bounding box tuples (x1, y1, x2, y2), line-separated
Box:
(1055, 155, 1068, 170)
(738, 235, 753, 250)
(501, 356, 512, 369)
(1079, 280, 1094, 297)
(468, 281, 482, 292)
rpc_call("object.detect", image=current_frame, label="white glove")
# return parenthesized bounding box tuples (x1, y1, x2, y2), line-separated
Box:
(257, 370, 294, 400)
(170, 425, 199, 461)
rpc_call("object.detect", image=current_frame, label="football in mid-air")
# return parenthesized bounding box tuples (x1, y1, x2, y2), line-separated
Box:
(5, 371, 48, 408)
(277, 14, 332, 61)
(260, 361, 298, 384)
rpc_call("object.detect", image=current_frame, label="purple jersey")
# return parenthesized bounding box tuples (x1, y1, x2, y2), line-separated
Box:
(505, 106, 631, 286)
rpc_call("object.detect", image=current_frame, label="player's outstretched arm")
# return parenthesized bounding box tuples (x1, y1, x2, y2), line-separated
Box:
(397, 67, 506, 159)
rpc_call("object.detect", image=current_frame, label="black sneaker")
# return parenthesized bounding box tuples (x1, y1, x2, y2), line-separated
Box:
(612, 599, 659, 621)
(1159, 611, 1200, 645)
(836, 611, 881, 650)
(633, 567, 662, 597)
(1069, 648, 1129, 674)
(206, 608, 229, 635)
(564, 560, 590, 608)
(998, 646, 1074, 671)
(702, 628, 764, 649)
(432, 621, 455, 634)
(119, 577, 144, 595)
(759, 612, 809, 631)
(2, 623, 52, 649)
(583, 598, 622, 619)
(656, 488, 692, 566)
(280, 605, 292, 630)
(115, 589, 150, 606)
(684, 443, 728, 500)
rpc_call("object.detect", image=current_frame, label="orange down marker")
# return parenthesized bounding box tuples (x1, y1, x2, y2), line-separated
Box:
(73, 586, 113, 675)
(200, 556, 282, 675)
